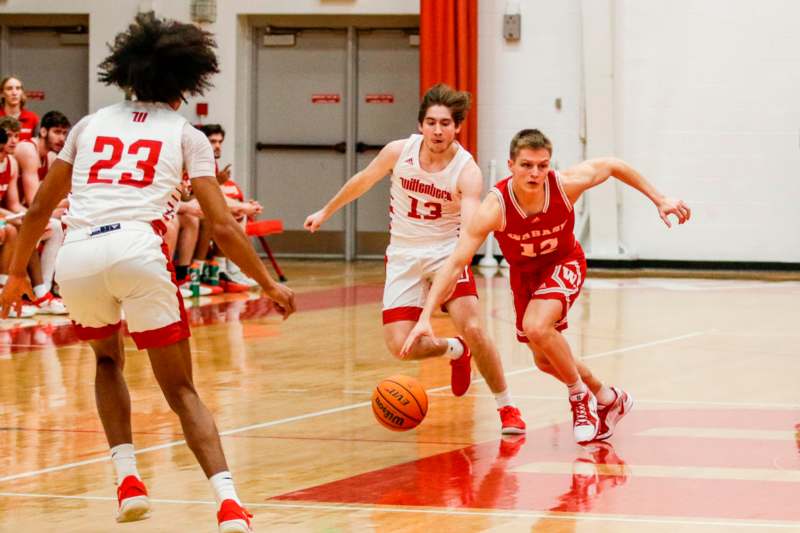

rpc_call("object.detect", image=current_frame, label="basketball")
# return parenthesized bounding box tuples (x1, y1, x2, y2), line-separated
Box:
(371, 375, 428, 431)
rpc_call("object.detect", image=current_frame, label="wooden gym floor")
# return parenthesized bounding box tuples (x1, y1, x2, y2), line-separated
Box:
(0, 260, 798, 532)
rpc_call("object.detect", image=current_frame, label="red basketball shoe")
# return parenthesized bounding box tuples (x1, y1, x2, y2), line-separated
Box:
(498, 405, 526, 435)
(116, 475, 150, 523)
(596, 387, 633, 441)
(450, 337, 472, 397)
(217, 499, 253, 533)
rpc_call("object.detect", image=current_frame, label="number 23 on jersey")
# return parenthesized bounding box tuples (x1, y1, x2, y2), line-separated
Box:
(87, 136, 163, 188)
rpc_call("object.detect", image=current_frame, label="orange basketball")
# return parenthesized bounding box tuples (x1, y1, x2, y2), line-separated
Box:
(371, 375, 428, 431)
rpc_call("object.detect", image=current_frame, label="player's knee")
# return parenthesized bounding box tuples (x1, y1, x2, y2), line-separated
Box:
(522, 321, 553, 345)
(162, 385, 198, 414)
(460, 321, 487, 347)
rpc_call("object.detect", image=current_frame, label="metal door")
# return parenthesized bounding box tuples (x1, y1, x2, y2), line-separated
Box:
(254, 25, 419, 258)
(5, 26, 89, 124)
(355, 29, 419, 257)
(255, 29, 349, 256)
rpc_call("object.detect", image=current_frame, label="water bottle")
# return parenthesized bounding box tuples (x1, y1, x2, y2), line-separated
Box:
(189, 262, 201, 297)
(206, 259, 220, 286)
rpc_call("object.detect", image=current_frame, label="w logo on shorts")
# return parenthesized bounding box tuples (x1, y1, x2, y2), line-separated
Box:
(534, 260, 583, 298)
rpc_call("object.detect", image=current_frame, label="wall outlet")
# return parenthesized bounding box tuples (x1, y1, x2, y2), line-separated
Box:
(503, 14, 521, 41)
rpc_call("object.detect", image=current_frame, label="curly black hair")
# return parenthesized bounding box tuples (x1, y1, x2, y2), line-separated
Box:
(98, 11, 219, 103)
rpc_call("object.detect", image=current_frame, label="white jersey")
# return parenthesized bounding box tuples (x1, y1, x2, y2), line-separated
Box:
(389, 134, 473, 247)
(57, 101, 215, 230)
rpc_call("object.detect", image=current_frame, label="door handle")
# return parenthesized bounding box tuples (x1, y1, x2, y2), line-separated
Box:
(255, 142, 385, 153)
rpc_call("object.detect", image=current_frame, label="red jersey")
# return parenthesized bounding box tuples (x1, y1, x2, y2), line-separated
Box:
(490, 171, 579, 273)
(0, 108, 39, 141)
(220, 179, 243, 201)
(22, 139, 49, 180)
(0, 154, 13, 200)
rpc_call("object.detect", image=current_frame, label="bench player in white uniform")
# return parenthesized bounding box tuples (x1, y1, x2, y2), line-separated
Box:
(0, 13, 295, 533)
(305, 84, 525, 434)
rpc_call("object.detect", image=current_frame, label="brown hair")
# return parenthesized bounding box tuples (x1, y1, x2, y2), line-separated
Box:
(0, 76, 26, 108)
(417, 83, 471, 125)
(0, 116, 21, 133)
(509, 129, 552, 159)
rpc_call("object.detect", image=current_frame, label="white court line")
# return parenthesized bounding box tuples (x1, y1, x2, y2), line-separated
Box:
(0, 492, 798, 529)
(0, 329, 708, 484)
(418, 393, 800, 411)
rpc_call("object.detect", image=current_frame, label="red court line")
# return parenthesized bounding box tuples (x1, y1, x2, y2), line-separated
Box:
(0, 284, 384, 354)
(272, 409, 800, 522)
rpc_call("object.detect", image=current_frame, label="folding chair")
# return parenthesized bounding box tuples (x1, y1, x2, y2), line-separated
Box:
(245, 218, 287, 281)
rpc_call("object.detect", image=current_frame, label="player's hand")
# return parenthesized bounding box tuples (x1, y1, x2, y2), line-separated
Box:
(249, 200, 263, 215)
(657, 197, 691, 228)
(303, 210, 327, 233)
(0, 274, 34, 319)
(264, 282, 296, 320)
(401, 319, 434, 358)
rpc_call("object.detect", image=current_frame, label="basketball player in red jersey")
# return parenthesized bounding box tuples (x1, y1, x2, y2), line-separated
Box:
(15, 110, 70, 205)
(305, 84, 526, 434)
(404, 129, 690, 443)
(0, 76, 39, 141)
(0, 13, 295, 532)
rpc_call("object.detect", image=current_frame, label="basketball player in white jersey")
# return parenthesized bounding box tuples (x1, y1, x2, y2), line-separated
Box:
(0, 13, 295, 533)
(305, 84, 525, 434)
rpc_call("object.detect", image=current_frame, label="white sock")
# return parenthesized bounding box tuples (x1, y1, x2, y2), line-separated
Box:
(595, 385, 616, 406)
(493, 389, 515, 408)
(40, 219, 63, 293)
(209, 470, 240, 505)
(110, 443, 139, 485)
(33, 284, 48, 299)
(567, 379, 588, 396)
(0, 274, 8, 286)
(443, 338, 464, 360)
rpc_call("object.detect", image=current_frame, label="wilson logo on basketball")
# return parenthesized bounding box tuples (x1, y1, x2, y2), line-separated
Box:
(373, 395, 405, 427)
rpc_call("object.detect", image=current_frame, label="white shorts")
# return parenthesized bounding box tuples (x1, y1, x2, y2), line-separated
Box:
(382, 242, 477, 324)
(55, 221, 189, 349)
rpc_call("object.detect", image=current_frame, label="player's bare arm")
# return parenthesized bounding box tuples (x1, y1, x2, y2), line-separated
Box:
(14, 140, 40, 206)
(192, 176, 296, 318)
(456, 159, 484, 226)
(2, 156, 25, 215)
(401, 193, 503, 356)
(304, 139, 404, 232)
(0, 158, 71, 318)
(561, 157, 691, 227)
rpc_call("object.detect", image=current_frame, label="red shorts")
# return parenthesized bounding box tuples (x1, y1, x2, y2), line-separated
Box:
(510, 247, 587, 343)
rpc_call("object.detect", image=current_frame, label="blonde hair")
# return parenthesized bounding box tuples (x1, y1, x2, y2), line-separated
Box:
(509, 129, 552, 160)
(0, 76, 26, 108)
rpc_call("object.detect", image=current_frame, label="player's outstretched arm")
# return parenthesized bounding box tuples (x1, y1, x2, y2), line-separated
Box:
(401, 194, 503, 356)
(304, 140, 403, 232)
(457, 160, 484, 227)
(193, 176, 296, 319)
(561, 157, 691, 227)
(0, 159, 71, 318)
